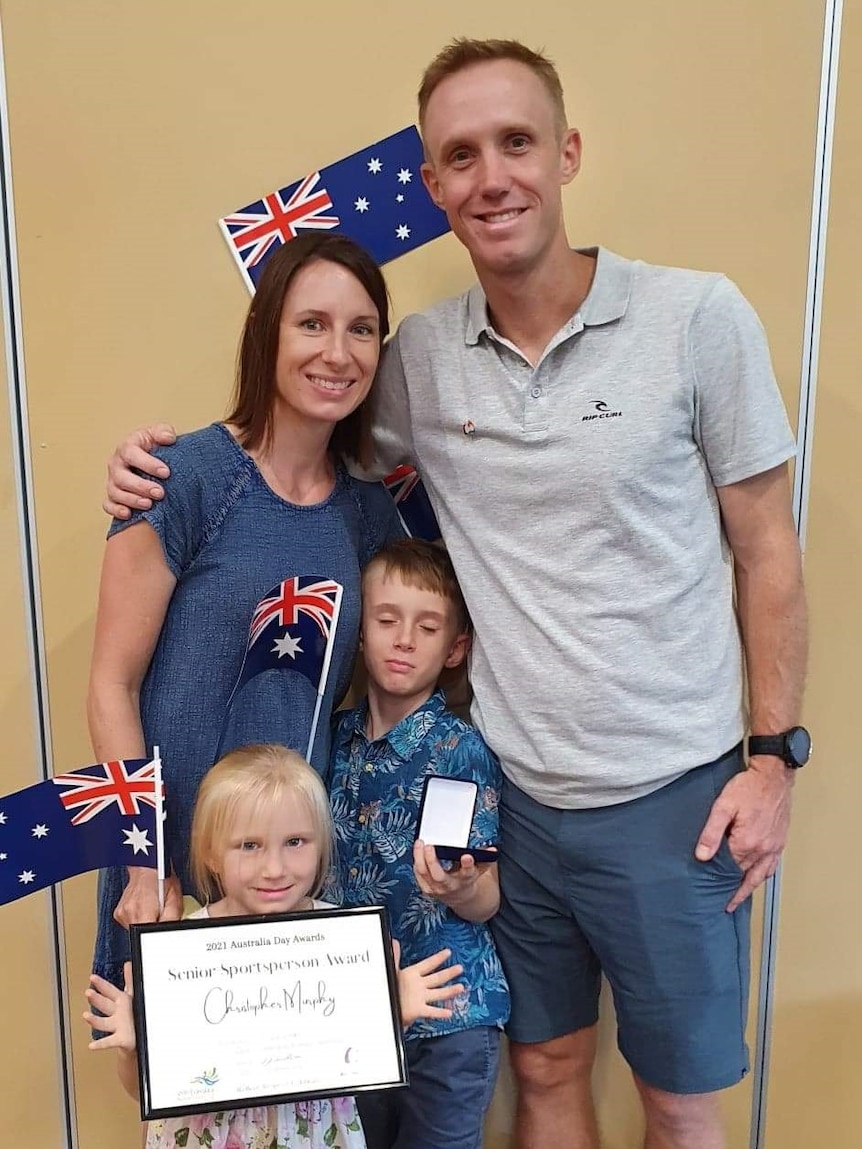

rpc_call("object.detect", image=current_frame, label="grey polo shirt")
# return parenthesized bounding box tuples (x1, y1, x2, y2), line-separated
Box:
(369, 248, 796, 808)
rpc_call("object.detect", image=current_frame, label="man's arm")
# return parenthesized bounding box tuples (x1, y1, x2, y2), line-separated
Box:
(104, 423, 177, 519)
(695, 462, 807, 911)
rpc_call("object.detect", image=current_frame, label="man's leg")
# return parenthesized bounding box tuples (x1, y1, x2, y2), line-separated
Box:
(634, 1076, 724, 1149)
(563, 746, 751, 1149)
(491, 778, 604, 1149)
(509, 1028, 600, 1149)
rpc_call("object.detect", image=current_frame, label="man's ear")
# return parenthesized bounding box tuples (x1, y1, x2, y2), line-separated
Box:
(560, 127, 582, 186)
(444, 631, 471, 669)
(421, 161, 444, 209)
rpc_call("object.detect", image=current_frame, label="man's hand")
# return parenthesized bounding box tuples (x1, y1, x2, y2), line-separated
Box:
(112, 867, 182, 928)
(393, 939, 465, 1027)
(104, 424, 177, 519)
(84, 962, 136, 1051)
(695, 759, 794, 912)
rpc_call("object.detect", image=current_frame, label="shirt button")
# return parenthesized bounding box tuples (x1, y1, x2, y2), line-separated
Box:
(364, 762, 373, 772)
(350, 867, 358, 877)
(530, 386, 542, 399)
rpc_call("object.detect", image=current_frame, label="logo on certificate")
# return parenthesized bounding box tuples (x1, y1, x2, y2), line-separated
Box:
(190, 1067, 219, 1088)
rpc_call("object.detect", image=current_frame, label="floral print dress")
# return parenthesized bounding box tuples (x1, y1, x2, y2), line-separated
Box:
(145, 1096, 365, 1149)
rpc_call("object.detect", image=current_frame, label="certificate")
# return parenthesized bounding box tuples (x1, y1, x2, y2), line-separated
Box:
(130, 906, 408, 1120)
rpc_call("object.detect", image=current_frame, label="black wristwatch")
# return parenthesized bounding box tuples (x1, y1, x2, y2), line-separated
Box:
(748, 726, 812, 769)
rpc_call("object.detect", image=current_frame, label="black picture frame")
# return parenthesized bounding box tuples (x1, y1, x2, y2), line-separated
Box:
(130, 905, 408, 1121)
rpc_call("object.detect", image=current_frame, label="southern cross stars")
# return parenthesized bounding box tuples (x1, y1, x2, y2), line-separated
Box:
(396, 224, 411, 241)
(18, 870, 35, 885)
(0, 812, 6, 824)
(32, 824, 49, 838)
(354, 197, 370, 213)
(397, 168, 412, 184)
(272, 633, 303, 660)
(367, 157, 382, 174)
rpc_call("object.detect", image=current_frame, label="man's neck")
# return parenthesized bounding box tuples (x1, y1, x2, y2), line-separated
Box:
(479, 246, 597, 366)
(364, 682, 437, 742)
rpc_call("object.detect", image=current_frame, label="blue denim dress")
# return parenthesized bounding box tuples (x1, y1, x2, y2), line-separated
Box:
(93, 423, 401, 986)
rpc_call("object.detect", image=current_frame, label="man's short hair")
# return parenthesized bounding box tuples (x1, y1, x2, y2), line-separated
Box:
(418, 37, 567, 138)
(363, 539, 470, 634)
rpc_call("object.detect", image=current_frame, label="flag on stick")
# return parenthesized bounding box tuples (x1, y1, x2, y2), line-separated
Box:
(219, 126, 450, 293)
(227, 576, 344, 759)
(0, 756, 163, 907)
(383, 464, 441, 541)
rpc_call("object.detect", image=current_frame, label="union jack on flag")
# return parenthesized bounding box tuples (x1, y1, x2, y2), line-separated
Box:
(0, 757, 163, 907)
(249, 576, 342, 648)
(220, 172, 340, 274)
(219, 125, 450, 293)
(53, 758, 161, 826)
(382, 464, 441, 542)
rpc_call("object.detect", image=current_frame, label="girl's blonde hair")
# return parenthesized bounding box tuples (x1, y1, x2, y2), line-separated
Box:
(189, 744, 334, 904)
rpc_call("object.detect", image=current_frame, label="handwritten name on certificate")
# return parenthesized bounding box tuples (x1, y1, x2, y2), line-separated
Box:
(131, 907, 406, 1119)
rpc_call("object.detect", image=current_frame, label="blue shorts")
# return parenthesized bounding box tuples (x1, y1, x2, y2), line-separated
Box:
(356, 1026, 500, 1149)
(490, 745, 751, 1095)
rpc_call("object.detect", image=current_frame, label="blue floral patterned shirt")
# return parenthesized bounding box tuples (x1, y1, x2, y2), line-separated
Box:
(327, 690, 510, 1041)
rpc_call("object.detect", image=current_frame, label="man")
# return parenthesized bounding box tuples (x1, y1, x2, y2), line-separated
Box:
(105, 38, 808, 1149)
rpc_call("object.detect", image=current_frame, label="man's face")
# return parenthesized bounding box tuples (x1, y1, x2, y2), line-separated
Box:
(420, 59, 581, 279)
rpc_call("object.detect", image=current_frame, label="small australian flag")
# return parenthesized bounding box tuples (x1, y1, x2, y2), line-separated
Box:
(0, 758, 161, 907)
(219, 126, 450, 292)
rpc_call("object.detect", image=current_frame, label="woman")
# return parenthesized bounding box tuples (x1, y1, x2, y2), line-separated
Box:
(88, 234, 402, 991)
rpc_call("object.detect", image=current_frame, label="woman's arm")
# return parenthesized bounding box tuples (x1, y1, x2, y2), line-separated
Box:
(88, 522, 181, 924)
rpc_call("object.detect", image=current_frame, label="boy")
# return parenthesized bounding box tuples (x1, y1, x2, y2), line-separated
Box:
(328, 538, 509, 1149)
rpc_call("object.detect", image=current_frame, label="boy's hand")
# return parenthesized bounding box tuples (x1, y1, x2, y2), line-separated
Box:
(104, 423, 176, 519)
(412, 840, 495, 906)
(84, 963, 136, 1051)
(393, 938, 465, 1027)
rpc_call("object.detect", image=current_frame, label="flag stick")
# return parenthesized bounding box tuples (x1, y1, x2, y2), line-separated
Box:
(305, 585, 344, 761)
(152, 746, 166, 914)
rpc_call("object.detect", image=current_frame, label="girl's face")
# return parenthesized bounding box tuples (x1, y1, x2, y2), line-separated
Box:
(273, 258, 381, 437)
(213, 791, 322, 917)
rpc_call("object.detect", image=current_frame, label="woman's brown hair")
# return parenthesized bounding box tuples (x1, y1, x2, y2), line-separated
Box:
(226, 233, 390, 469)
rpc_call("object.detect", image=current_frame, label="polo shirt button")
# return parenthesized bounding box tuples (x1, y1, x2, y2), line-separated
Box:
(364, 762, 373, 772)
(350, 867, 358, 877)
(530, 386, 542, 398)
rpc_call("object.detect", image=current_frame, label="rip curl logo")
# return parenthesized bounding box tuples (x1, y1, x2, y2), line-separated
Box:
(581, 399, 623, 422)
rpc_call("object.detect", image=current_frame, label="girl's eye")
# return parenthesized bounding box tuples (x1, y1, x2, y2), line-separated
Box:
(240, 841, 259, 851)
(420, 625, 439, 634)
(286, 837, 304, 848)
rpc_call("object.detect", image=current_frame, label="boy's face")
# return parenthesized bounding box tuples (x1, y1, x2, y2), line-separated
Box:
(420, 59, 581, 281)
(361, 567, 469, 709)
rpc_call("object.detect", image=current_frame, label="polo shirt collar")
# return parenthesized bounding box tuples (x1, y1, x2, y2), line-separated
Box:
(351, 689, 448, 761)
(464, 246, 633, 345)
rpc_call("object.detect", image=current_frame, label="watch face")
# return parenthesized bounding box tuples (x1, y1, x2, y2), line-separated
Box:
(788, 726, 812, 765)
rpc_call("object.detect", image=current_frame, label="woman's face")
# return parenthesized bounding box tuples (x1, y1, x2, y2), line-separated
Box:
(273, 258, 381, 436)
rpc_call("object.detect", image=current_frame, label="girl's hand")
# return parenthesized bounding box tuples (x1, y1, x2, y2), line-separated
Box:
(113, 868, 182, 928)
(84, 963, 136, 1051)
(394, 939, 465, 1027)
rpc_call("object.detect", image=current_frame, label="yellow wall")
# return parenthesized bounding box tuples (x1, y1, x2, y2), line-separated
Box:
(764, 3, 862, 1146)
(0, 2, 844, 1147)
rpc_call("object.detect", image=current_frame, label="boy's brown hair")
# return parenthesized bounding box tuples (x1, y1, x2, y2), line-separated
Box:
(362, 538, 470, 634)
(418, 37, 567, 138)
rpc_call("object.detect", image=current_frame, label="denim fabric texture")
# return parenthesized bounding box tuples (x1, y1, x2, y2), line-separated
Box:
(356, 1025, 500, 1149)
(93, 423, 402, 988)
(327, 690, 510, 1041)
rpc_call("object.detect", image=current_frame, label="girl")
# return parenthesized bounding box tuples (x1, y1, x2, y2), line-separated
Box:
(84, 745, 464, 1149)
